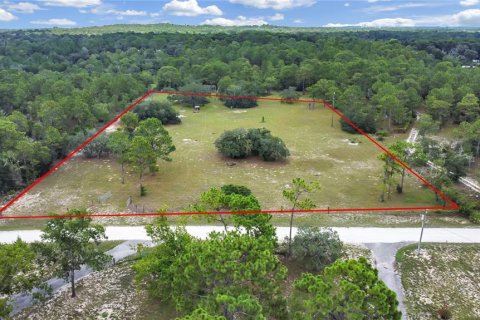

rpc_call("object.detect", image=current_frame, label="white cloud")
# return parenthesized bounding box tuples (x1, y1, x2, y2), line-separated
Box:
(113, 10, 147, 16)
(229, 0, 315, 10)
(163, 0, 222, 17)
(460, 0, 479, 6)
(344, 2, 350, 7)
(91, 6, 147, 16)
(8, 2, 41, 13)
(325, 9, 480, 27)
(269, 13, 284, 21)
(202, 15, 267, 26)
(324, 17, 414, 27)
(366, 2, 441, 14)
(293, 18, 303, 23)
(451, 8, 480, 25)
(150, 12, 161, 18)
(31, 18, 76, 25)
(42, 0, 101, 8)
(0, 8, 17, 21)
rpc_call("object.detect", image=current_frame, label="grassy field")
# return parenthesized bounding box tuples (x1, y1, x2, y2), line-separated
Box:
(396, 243, 480, 319)
(3, 95, 440, 219)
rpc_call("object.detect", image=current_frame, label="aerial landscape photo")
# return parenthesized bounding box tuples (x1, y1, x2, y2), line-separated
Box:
(0, 0, 480, 319)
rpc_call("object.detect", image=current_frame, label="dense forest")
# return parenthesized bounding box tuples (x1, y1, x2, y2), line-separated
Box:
(0, 28, 479, 217)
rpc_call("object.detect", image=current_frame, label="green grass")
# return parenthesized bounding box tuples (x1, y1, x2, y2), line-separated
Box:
(1, 94, 471, 229)
(396, 243, 480, 319)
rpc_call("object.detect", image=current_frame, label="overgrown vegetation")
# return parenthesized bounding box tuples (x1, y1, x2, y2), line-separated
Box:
(215, 128, 290, 161)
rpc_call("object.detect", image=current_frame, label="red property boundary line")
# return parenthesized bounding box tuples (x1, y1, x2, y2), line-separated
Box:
(0, 91, 459, 220)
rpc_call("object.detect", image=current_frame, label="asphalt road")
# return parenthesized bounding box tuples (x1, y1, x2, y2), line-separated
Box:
(2, 226, 480, 244)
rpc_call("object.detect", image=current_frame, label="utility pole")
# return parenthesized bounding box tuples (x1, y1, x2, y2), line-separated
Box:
(417, 211, 427, 254)
(331, 92, 336, 127)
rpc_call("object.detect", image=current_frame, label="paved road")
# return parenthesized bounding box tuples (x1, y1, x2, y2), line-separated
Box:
(2, 226, 480, 244)
(366, 242, 412, 320)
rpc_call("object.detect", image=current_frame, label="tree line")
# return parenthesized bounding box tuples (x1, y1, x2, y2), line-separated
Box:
(1, 29, 479, 199)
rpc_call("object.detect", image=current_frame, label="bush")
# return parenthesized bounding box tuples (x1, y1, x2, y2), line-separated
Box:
(291, 226, 343, 271)
(258, 137, 290, 161)
(437, 303, 452, 319)
(280, 87, 300, 103)
(340, 108, 377, 134)
(221, 184, 252, 196)
(140, 185, 147, 197)
(215, 128, 289, 161)
(223, 96, 258, 108)
(376, 130, 388, 141)
(214, 128, 251, 159)
(470, 211, 480, 224)
(134, 101, 181, 125)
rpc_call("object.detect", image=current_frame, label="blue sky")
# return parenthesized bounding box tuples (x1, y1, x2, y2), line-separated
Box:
(1, 0, 480, 28)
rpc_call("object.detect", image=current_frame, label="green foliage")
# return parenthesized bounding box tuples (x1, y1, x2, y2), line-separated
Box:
(291, 258, 401, 320)
(221, 184, 252, 196)
(292, 227, 343, 272)
(39, 208, 110, 297)
(222, 84, 259, 109)
(0, 239, 43, 318)
(172, 83, 210, 107)
(417, 114, 440, 136)
(214, 128, 251, 159)
(469, 212, 480, 224)
(177, 307, 226, 320)
(125, 118, 175, 194)
(134, 100, 181, 125)
(134, 217, 194, 301)
(215, 128, 289, 161)
(140, 185, 147, 197)
(455, 119, 480, 157)
(283, 178, 321, 257)
(455, 93, 479, 123)
(192, 186, 275, 241)
(1, 28, 479, 199)
(135, 230, 287, 318)
(280, 87, 300, 103)
(340, 107, 377, 134)
(82, 131, 111, 158)
(120, 112, 140, 134)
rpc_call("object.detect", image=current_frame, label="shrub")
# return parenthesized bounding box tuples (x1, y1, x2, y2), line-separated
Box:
(134, 101, 181, 125)
(258, 137, 290, 161)
(437, 303, 452, 319)
(215, 128, 289, 161)
(140, 185, 147, 197)
(214, 128, 251, 159)
(280, 87, 300, 103)
(223, 96, 258, 108)
(291, 226, 343, 271)
(221, 184, 252, 196)
(340, 108, 377, 134)
(470, 211, 480, 224)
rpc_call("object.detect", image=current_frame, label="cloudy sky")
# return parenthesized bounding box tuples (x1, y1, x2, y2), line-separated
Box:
(1, 0, 480, 28)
